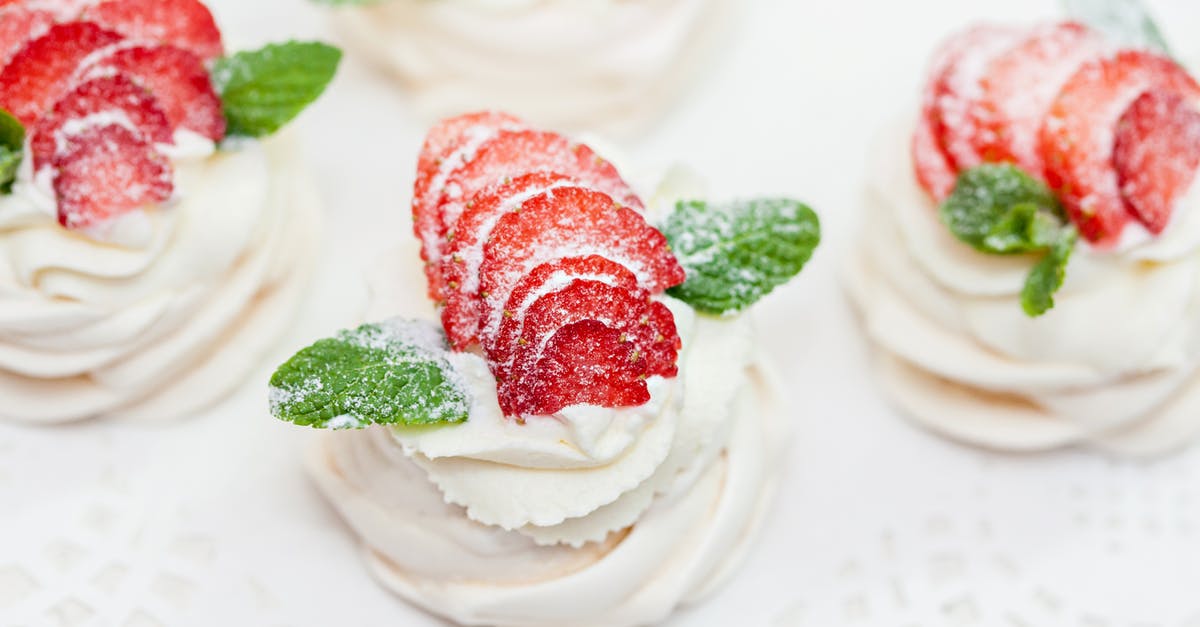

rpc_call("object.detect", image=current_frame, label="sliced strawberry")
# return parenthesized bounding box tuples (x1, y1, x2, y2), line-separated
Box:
(0, 22, 125, 126)
(438, 130, 642, 237)
(413, 111, 527, 300)
(85, 44, 225, 140)
(1041, 50, 1200, 245)
(972, 21, 1104, 177)
(488, 255, 641, 374)
(0, 6, 54, 67)
(5, 0, 88, 19)
(440, 172, 579, 349)
(429, 130, 644, 296)
(499, 280, 668, 416)
(636, 300, 682, 379)
(912, 115, 958, 201)
(85, 0, 222, 61)
(929, 24, 1021, 171)
(30, 74, 173, 171)
(52, 123, 173, 230)
(501, 319, 650, 417)
(914, 25, 1007, 200)
(476, 186, 684, 346)
(1113, 89, 1200, 234)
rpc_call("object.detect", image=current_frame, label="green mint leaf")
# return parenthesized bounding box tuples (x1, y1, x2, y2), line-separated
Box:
(1061, 0, 1170, 55)
(941, 164, 1079, 317)
(662, 198, 820, 315)
(941, 163, 1064, 254)
(1022, 228, 1078, 317)
(269, 319, 470, 429)
(982, 202, 1064, 252)
(212, 41, 342, 138)
(0, 108, 25, 194)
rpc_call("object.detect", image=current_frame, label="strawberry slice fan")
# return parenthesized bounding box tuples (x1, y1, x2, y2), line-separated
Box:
(0, 0, 338, 236)
(414, 114, 686, 417)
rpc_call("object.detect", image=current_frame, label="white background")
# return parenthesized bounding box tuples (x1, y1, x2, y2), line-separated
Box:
(4, 0, 1200, 625)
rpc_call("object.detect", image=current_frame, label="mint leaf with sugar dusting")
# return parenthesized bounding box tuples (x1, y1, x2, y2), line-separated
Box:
(212, 41, 342, 138)
(269, 319, 470, 429)
(941, 164, 1078, 317)
(1061, 0, 1170, 56)
(0, 108, 24, 193)
(662, 198, 820, 315)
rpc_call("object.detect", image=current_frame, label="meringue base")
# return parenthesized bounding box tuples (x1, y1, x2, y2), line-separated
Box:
(305, 355, 783, 627)
(327, 0, 737, 136)
(0, 135, 321, 423)
(844, 122, 1200, 457)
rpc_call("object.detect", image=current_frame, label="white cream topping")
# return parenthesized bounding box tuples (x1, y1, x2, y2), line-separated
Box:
(327, 0, 738, 135)
(845, 117, 1200, 456)
(306, 316, 780, 627)
(0, 132, 320, 423)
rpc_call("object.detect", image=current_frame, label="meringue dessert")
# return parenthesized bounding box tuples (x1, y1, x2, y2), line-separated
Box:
(320, 0, 736, 134)
(0, 0, 340, 423)
(269, 112, 819, 626)
(846, 16, 1200, 456)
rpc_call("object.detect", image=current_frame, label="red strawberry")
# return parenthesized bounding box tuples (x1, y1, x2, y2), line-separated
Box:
(1113, 89, 1200, 234)
(476, 186, 684, 347)
(502, 319, 650, 417)
(0, 6, 54, 67)
(1041, 50, 1200, 245)
(86, 0, 222, 61)
(413, 111, 527, 300)
(85, 44, 225, 140)
(429, 130, 644, 298)
(972, 22, 1103, 177)
(488, 255, 641, 374)
(929, 24, 1021, 171)
(440, 172, 579, 349)
(912, 115, 958, 201)
(914, 25, 1009, 200)
(30, 74, 173, 171)
(0, 22, 125, 126)
(52, 123, 173, 230)
(3, 0, 88, 19)
(499, 279, 676, 415)
(636, 300, 682, 379)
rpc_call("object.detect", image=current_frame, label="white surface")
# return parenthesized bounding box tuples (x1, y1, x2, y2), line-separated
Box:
(3, 0, 1200, 625)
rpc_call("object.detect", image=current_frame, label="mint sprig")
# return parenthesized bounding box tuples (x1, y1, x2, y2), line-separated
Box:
(1061, 0, 1170, 55)
(662, 198, 820, 315)
(269, 319, 470, 429)
(940, 164, 1077, 317)
(212, 41, 342, 138)
(0, 108, 24, 193)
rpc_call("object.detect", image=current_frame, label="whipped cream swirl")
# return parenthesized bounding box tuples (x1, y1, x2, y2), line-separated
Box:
(0, 133, 320, 423)
(846, 119, 1200, 456)
(327, 0, 737, 135)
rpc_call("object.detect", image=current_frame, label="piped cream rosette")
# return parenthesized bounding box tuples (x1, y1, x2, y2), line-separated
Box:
(327, 0, 737, 135)
(0, 132, 320, 423)
(305, 170, 787, 627)
(846, 119, 1200, 456)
